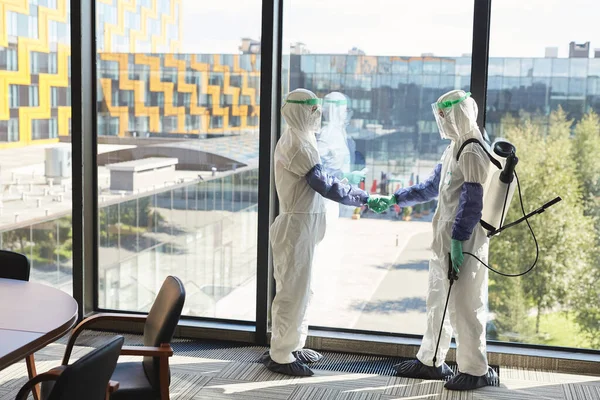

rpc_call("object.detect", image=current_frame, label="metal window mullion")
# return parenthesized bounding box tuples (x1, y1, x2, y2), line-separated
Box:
(70, 0, 97, 319)
(470, 0, 492, 130)
(256, 0, 283, 345)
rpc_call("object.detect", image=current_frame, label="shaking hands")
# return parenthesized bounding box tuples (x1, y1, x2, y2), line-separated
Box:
(367, 195, 396, 214)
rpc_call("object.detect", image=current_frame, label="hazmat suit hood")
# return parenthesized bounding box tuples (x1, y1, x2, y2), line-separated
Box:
(281, 89, 322, 146)
(432, 90, 479, 142)
(317, 92, 352, 174)
(322, 92, 349, 128)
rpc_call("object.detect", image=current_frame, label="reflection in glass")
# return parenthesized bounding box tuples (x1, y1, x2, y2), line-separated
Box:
(521, 58, 534, 77)
(489, 59, 506, 77)
(533, 58, 552, 77)
(570, 59, 588, 78)
(94, 0, 261, 320)
(552, 58, 570, 77)
(589, 59, 600, 77)
(504, 58, 521, 77)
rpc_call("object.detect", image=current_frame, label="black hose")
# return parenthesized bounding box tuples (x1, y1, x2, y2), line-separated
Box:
(464, 170, 540, 277)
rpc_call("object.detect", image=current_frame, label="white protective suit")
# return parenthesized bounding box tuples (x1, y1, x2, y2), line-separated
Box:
(417, 90, 491, 377)
(269, 89, 326, 365)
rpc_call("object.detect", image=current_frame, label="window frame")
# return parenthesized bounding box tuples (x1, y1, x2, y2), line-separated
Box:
(64, 0, 600, 360)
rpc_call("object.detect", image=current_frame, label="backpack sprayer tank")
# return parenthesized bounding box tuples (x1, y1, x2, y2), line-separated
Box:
(481, 140, 519, 234)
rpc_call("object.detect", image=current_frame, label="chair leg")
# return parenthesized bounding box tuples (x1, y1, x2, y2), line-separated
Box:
(25, 354, 41, 400)
(159, 350, 170, 400)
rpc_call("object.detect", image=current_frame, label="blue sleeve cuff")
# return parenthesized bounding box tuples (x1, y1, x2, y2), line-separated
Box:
(394, 163, 442, 207)
(452, 182, 484, 241)
(306, 164, 369, 207)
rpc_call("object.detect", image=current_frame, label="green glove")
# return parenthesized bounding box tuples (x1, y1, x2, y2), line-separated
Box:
(450, 239, 464, 274)
(367, 195, 395, 213)
(344, 168, 367, 185)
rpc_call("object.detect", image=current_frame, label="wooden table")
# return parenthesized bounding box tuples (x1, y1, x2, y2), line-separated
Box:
(0, 278, 78, 371)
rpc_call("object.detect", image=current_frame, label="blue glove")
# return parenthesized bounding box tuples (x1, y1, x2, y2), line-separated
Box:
(450, 239, 464, 275)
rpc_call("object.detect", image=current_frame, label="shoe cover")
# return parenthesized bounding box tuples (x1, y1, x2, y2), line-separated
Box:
(393, 359, 454, 380)
(292, 349, 323, 364)
(260, 351, 314, 377)
(444, 366, 498, 391)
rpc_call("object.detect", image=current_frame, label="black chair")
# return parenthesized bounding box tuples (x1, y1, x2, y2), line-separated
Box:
(62, 276, 186, 400)
(0, 249, 30, 282)
(0, 250, 38, 399)
(15, 335, 124, 400)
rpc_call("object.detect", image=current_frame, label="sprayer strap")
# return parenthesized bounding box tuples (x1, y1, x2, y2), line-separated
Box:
(456, 138, 502, 170)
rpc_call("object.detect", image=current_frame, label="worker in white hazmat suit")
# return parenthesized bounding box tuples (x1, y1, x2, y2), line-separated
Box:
(313, 92, 366, 297)
(377, 90, 499, 390)
(260, 88, 387, 376)
(317, 92, 367, 219)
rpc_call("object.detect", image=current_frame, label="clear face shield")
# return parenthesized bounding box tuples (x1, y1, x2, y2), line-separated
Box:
(431, 91, 471, 140)
(286, 97, 323, 133)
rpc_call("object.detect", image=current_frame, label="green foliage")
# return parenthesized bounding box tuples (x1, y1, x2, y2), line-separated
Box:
(572, 110, 600, 206)
(570, 109, 600, 347)
(489, 107, 596, 343)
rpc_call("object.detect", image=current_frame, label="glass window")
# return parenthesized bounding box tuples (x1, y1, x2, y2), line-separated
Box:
(49, 52, 58, 74)
(9, 85, 19, 108)
(521, 58, 534, 77)
(95, 0, 261, 320)
(283, 0, 473, 335)
(488, 58, 504, 76)
(30, 52, 39, 74)
(504, 58, 521, 77)
(8, 119, 19, 142)
(552, 58, 570, 77)
(51, 87, 58, 107)
(569, 77, 586, 97)
(423, 58, 441, 75)
(391, 57, 408, 75)
(6, 48, 18, 71)
(551, 77, 569, 97)
(315, 56, 331, 74)
(50, 118, 58, 138)
(378, 57, 391, 74)
(301, 56, 315, 73)
(7, 12, 18, 36)
(533, 58, 552, 77)
(29, 16, 39, 39)
(488, 0, 598, 350)
(440, 59, 456, 75)
(589, 59, 600, 77)
(570, 59, 588, 78)
(409, 58, 423, 75)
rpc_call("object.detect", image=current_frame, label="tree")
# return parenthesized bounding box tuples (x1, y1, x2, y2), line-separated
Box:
(489, 108, 596, 338)
(572, 110, 600, 214)
(570, 110, 600, 347)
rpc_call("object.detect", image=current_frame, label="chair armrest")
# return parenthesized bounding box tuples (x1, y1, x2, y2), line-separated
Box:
(108, 380, 120, 393)
(121, 344, 173, 357)
(62, 313, 147, 365)
(15, 367, 66, 400)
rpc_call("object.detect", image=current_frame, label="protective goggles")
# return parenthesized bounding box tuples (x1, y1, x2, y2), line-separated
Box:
(285, 98, 323, 106)
(324, 99, 348, 105)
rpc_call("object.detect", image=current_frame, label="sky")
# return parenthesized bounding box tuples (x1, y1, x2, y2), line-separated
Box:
(181, 0, 600, 58)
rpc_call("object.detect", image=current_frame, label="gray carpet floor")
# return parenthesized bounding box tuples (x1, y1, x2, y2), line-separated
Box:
(0, 332, 598, 400)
